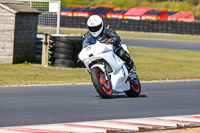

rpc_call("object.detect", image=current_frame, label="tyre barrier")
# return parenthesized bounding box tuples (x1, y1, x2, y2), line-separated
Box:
(35, 37, 43, 63)
(54, 41, 75, 50)
(54, 53, 73, 60)
(39, 14, 200, 35)
(36, 34, 85, 68)
(53, 35, 84, 68)
(60, 16, 200, 35)
(54, 59, 75, 68)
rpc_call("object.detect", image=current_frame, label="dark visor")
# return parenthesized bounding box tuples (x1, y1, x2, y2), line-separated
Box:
(88, 23, 102, 32)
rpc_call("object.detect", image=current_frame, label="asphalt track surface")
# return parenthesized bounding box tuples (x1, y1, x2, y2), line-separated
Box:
(122, 38, 200, 51)
(1, 39, 200, 128)
(0, 80, 200, 127)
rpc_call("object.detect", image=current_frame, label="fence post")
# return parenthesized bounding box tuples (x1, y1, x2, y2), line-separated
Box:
(57, 0, 61, 35)
(42, 33, 50, 67)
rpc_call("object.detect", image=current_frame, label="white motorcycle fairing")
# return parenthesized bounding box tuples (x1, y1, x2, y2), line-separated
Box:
(79, 41, 130, 93)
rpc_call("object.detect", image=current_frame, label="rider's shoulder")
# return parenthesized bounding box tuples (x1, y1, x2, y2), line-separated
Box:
(105, 25, 112, 30)
(83, 31, 91, 39)
(104, 25, 115, 33)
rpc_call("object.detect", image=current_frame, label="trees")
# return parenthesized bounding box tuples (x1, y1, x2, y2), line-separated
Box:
(185, 0, 199, 5)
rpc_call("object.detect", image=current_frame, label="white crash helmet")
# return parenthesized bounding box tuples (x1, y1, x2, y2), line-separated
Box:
(87, 15, 104, 37)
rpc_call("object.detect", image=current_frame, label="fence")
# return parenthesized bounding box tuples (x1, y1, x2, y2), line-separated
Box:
(17, 0, 200, 35)
(60, 16, 200, 35)
(18, 0, 61, 34)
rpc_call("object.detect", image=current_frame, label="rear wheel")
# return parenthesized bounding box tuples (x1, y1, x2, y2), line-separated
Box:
(91, 67, 112, 98)
(125, 78, 141, 97)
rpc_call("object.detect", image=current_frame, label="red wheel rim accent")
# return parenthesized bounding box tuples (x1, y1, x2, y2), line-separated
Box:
(130, 80, 141, 92)
(96, 68, 112, 94)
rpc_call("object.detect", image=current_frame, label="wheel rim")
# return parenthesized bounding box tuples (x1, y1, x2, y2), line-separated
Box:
(96, 68, 112, 94)
(130, 80, 141, 92)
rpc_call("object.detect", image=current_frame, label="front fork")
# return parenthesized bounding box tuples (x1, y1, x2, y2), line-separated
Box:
(103, 62, 110, 81)
(128, 73, 139, 84)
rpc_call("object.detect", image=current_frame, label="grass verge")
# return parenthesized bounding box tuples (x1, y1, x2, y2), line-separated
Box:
(0, 47, 200, 86)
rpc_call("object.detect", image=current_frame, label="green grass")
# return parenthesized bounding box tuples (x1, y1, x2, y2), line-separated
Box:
(0, 64, 90, 86)
(129, 47, 200, 81)
(0, 47, 200, 86)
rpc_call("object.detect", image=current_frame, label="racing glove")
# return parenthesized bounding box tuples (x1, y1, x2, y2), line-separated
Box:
(106, 38, 117, 45)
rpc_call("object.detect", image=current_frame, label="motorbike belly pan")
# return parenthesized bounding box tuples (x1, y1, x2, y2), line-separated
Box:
(103, 53, 130, 93)
(110, 65, 130, 93)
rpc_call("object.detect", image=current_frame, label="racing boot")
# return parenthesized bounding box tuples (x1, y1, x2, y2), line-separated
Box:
(128, 60, 137, 74)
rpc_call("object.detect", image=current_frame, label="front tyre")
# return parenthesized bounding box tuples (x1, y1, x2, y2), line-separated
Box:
(125, 78, 141, 97)
(91, 67, 112, 98)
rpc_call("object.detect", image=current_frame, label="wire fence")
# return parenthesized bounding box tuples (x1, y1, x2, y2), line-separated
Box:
(18, 0, 60, 34)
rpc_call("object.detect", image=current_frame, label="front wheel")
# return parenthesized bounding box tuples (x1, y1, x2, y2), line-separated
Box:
(125, 78, 141, 97)
(91, 67, 112, 98)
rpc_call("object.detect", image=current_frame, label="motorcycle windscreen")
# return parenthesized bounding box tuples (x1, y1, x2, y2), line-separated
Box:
(83, 36, 101, 48)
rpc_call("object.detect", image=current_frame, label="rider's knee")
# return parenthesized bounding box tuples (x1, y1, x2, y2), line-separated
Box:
(115, 47, 129, 60)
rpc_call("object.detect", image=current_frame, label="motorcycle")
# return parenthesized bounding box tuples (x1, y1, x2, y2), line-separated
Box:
(78, 36, 141, 98)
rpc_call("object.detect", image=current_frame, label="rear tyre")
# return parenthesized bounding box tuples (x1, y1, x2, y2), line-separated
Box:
(91, 67, 112, 98)
(125, 78, 141, 97)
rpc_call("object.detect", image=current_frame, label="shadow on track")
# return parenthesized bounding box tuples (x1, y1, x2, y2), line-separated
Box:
(95, 95, 147, 99)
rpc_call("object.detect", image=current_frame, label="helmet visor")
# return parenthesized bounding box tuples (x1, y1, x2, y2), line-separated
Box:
(88, 23, 102, 32)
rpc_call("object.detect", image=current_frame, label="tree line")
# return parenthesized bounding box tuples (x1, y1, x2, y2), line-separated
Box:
(149, 0, 200, 5)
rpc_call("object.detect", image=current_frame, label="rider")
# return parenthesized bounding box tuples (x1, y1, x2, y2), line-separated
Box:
(83, 15, 136, 74)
